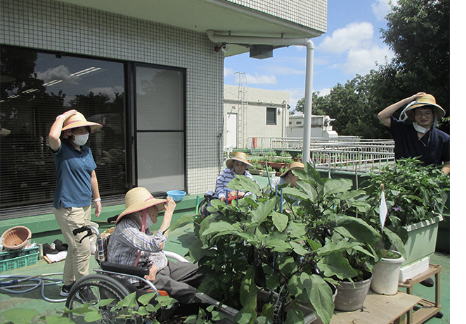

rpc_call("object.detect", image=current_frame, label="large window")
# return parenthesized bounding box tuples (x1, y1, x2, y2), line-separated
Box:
(0, 46, 126, 217)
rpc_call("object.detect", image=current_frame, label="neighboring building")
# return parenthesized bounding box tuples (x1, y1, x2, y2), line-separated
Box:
(224, 82, 289, 149)
(0, 0, 327, 221)
(287, 113, 338, 139)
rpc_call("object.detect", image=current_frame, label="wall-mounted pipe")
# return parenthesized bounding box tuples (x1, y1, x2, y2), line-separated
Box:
(207, 30, 314, 164)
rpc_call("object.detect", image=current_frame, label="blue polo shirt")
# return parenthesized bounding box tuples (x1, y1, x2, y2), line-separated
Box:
(388, 116, 450, 167)
(52, 141, 97, 209)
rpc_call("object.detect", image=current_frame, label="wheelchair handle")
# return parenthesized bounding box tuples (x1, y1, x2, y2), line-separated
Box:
(73, 226, 94, 243)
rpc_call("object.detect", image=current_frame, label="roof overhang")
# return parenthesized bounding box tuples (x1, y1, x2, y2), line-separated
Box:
(56, 0, 325, 56)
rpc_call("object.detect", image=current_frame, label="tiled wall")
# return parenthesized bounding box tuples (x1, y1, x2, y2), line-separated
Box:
(0, 0, 224, 195)
(227, 0, 327, 33)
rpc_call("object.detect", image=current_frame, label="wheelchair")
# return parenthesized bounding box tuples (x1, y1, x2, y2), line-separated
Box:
(65, 224, 190, 323)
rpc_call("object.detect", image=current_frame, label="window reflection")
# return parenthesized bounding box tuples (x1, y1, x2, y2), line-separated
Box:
(0, 45, 126, 213)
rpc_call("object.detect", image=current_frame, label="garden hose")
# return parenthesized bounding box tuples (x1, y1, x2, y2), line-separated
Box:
(0, 272, 66, 303)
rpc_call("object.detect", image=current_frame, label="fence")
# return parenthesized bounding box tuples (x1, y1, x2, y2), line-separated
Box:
(248, 137, 395, 173)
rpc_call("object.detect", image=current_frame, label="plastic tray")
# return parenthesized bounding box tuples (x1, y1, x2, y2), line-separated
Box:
(0, 246, 40, 272)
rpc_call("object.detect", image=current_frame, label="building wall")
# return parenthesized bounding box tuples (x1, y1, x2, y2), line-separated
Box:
(0, 0, 224, 195)
(227, 0, 327, 33)
(224, 84, 289, 149)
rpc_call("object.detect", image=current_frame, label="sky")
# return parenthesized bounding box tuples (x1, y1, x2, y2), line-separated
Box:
(223, 0, 397, 111)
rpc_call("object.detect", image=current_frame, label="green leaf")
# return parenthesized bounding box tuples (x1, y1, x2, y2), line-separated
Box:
(99, 298, 116, 306)
(228, 175, 262, 196)
(44, 315, 75, 324)
(271, 211, 288, 232)
(335, 216, 382, 244)
(290, 241, 309, 256)
(251, 199, 276, 224)
(202, 221, 237, 236)
(1, 308, 38, 323)
(84, 311, 102, 322)
(138, 292, 157, 305)
(324, 178, 353, 196)
(116, 291, 137, 308)
(306, 274, 334, 324)
(318, 253, 358, 280)
(284, 306, 305, 324)
(383, 227, 407, 258)
(239, 267, 258, 306)
(169, 213, 195, 231)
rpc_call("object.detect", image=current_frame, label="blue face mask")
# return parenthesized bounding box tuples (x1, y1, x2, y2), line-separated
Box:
(72, 133, 89, 146)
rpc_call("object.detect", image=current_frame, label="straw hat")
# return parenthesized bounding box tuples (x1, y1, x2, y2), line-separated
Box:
(280, 162, 305, 178)
(115, 187, 167, 224)
(62, 112, 102, 133)
(401, 94, 445, 122)
(226, 152, 252, 169)
(0, 125, 11, 136)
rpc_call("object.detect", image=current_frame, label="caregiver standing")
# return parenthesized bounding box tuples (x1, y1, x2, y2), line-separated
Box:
(48, 109, 103, 297)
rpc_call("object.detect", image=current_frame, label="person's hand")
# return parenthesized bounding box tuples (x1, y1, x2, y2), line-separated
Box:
(237, 191, 245, 198)
(227, 191, 237, 198)
(62, 109, 77, 120)
(94, 200, 102, 217)
(144, 264, 158, 282)
(164, 197, 176, 213)
(220, 197, 227, 202)
(409, 92, 426, 102)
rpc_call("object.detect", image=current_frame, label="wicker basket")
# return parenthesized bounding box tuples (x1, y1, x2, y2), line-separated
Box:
(1, 226, 32, 250)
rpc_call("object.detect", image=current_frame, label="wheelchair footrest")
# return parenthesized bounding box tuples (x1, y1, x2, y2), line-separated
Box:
(100, 261, 149, 277)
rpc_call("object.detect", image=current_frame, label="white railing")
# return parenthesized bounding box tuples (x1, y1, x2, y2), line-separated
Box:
(247, 137, 395, 173)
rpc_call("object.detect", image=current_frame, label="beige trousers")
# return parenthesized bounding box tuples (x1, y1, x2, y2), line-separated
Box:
(54, 206, 91, 285)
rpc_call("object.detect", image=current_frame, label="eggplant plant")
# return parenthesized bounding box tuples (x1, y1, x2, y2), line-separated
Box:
(172, 163, 385, 324)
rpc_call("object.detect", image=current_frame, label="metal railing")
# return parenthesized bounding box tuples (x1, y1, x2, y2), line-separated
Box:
(248, 137, 395, 173)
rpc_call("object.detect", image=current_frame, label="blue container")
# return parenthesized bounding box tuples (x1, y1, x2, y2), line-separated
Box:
(166, 190, 186, 202)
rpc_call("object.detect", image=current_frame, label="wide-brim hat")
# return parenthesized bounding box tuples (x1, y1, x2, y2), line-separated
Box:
(402, 94, 445, 122)
(0, 125, 11, 136)
(280, 162, 305, 178)
(115, 187, 167, 224)
(226, 152, 253, 169)
(62, 112, 103, 133)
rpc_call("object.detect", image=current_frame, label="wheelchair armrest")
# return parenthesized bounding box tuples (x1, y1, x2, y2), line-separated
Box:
(100, 261, 150, 277)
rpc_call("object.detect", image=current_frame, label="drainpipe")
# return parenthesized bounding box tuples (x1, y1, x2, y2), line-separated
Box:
(207, 31, 314, 164)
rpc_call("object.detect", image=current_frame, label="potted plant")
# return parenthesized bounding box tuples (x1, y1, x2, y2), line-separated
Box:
(362, 157, 450, 280)
(172, 163, 383, 322)
(370, 249, 405, 295)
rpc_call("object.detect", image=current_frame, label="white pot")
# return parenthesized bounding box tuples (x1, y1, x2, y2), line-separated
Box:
(371, 250, 404, 295)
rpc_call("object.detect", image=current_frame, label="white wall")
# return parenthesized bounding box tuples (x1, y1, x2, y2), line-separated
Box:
(224, 85, 289, 149)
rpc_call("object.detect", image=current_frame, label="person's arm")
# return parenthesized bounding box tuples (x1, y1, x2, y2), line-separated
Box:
(442, 161, 450, 174)
(159, 197, 176, 235)
(378, 93, 425, 127)
(48, 110, 77, 151)
(215, 169, 230, 202)
(91, 170, 101, 217)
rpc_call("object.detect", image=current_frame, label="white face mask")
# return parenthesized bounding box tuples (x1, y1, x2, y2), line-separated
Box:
(145, 216, 154, 228)
(412, 122, 428, 134)
(72, 133, 89, 146)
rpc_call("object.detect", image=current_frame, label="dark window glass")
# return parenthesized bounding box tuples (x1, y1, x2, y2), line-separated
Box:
(266, 107, 277, 125)
(0, 45, 126, 217)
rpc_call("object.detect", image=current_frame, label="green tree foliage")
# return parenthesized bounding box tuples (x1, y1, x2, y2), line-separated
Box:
(296, 0, 450, 137)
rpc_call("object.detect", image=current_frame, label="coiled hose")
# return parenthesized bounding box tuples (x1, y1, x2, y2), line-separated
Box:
(0, 272, 66, 303)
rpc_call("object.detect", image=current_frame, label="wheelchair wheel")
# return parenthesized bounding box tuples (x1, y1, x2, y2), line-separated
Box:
(66, 274, 140, 323)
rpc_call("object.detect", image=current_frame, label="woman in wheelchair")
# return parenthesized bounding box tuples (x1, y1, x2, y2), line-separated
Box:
(107, 187, 204, 305)
(214, 152, 258, 203)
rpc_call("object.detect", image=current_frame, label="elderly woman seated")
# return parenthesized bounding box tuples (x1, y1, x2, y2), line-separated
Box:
(214, 152, 258, 203)
(107, 187, 204, 304)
